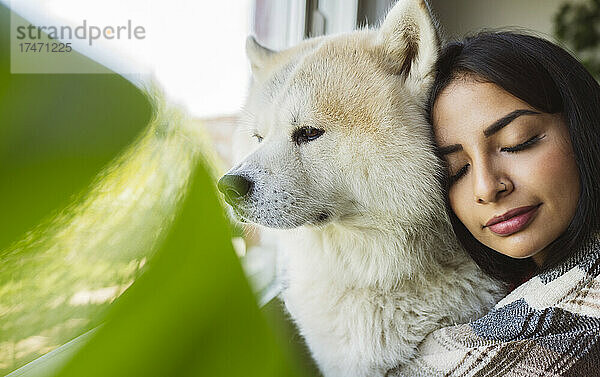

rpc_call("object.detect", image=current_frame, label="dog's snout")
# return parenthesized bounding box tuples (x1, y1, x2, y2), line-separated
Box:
(218, 174, 252, 202)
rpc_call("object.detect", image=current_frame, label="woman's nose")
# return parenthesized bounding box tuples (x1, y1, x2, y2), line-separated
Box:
(472, 161, 512, 204)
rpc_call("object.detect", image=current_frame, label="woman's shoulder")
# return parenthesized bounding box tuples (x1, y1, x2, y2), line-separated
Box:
(393, 233, 600, 376)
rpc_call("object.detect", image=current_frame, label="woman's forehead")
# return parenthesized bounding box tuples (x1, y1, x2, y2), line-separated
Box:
(432, 80, 537, 142)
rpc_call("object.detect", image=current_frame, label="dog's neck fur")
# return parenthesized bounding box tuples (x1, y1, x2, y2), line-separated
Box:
(281, 209, 468, 291)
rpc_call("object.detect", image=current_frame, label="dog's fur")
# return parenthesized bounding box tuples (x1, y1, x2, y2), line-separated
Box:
(221, 1, 504, 376)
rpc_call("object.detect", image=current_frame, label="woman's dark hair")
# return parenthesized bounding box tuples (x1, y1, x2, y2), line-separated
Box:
(427, 31, 600, 284)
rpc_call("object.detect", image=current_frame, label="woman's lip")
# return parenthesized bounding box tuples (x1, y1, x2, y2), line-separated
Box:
(484, 204, 541, 236)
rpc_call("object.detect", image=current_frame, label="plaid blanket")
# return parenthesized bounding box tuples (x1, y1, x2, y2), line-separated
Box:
(393, 233, 600, 377)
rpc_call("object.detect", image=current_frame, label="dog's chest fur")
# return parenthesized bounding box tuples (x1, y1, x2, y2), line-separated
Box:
(276, 225, 501, 377)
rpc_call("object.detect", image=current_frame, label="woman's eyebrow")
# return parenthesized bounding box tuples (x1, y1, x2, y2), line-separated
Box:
(437, 109, 541, 156)
(438, 144, 462, 156)
(483, 109, 541, 137)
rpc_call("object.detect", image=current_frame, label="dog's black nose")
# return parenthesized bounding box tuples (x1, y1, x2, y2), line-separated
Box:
(218, 174, 252, 202)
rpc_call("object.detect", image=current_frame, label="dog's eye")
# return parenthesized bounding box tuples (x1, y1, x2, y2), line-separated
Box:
(253, 133, 263, 143)
(292, 126, 324, 145)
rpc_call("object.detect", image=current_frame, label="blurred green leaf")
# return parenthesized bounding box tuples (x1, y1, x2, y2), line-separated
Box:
(0, 3, 151, 252)
(0, 4, 309, 376)
(0, 5, 158, 373)
(50, 160, 305, 377)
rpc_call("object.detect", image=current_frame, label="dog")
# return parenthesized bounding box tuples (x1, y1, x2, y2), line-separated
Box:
(218, 1, 504, 376)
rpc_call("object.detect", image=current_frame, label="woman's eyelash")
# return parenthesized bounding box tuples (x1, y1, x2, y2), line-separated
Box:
(449, 164, 469, 185)
(500, 135, 545, 153)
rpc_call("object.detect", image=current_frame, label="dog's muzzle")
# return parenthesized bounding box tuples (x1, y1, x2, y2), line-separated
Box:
(217, 174, 252, 205)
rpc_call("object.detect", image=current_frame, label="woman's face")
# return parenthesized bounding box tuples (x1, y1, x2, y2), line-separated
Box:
(432, 79, 580, 266)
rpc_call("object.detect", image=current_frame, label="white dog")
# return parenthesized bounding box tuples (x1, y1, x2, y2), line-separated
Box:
(218, 1, 503, 376)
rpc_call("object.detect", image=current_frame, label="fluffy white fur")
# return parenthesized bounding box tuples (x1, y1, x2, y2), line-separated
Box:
(222, 1, 504, 376)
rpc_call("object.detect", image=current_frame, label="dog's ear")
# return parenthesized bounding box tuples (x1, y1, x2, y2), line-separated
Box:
(246, 36, 276, 78)
(377, 0, 440, 91)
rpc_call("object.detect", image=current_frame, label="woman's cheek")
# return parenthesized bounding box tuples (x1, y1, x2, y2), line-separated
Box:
(519, 139, 579, 203)
(448, 185, 478, 231)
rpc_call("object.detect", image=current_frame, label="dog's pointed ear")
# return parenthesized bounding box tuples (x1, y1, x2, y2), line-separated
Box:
(377, 0, 440, 90)
(246, 36, 276, 77)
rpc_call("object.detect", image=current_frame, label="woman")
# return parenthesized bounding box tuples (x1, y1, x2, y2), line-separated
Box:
(397, 32, 600, 376)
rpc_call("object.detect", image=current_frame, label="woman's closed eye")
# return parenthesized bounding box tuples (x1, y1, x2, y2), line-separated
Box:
(448, 134, 546, 185)
(449, 163, 470, 185)
(500, 134, 545, 153)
